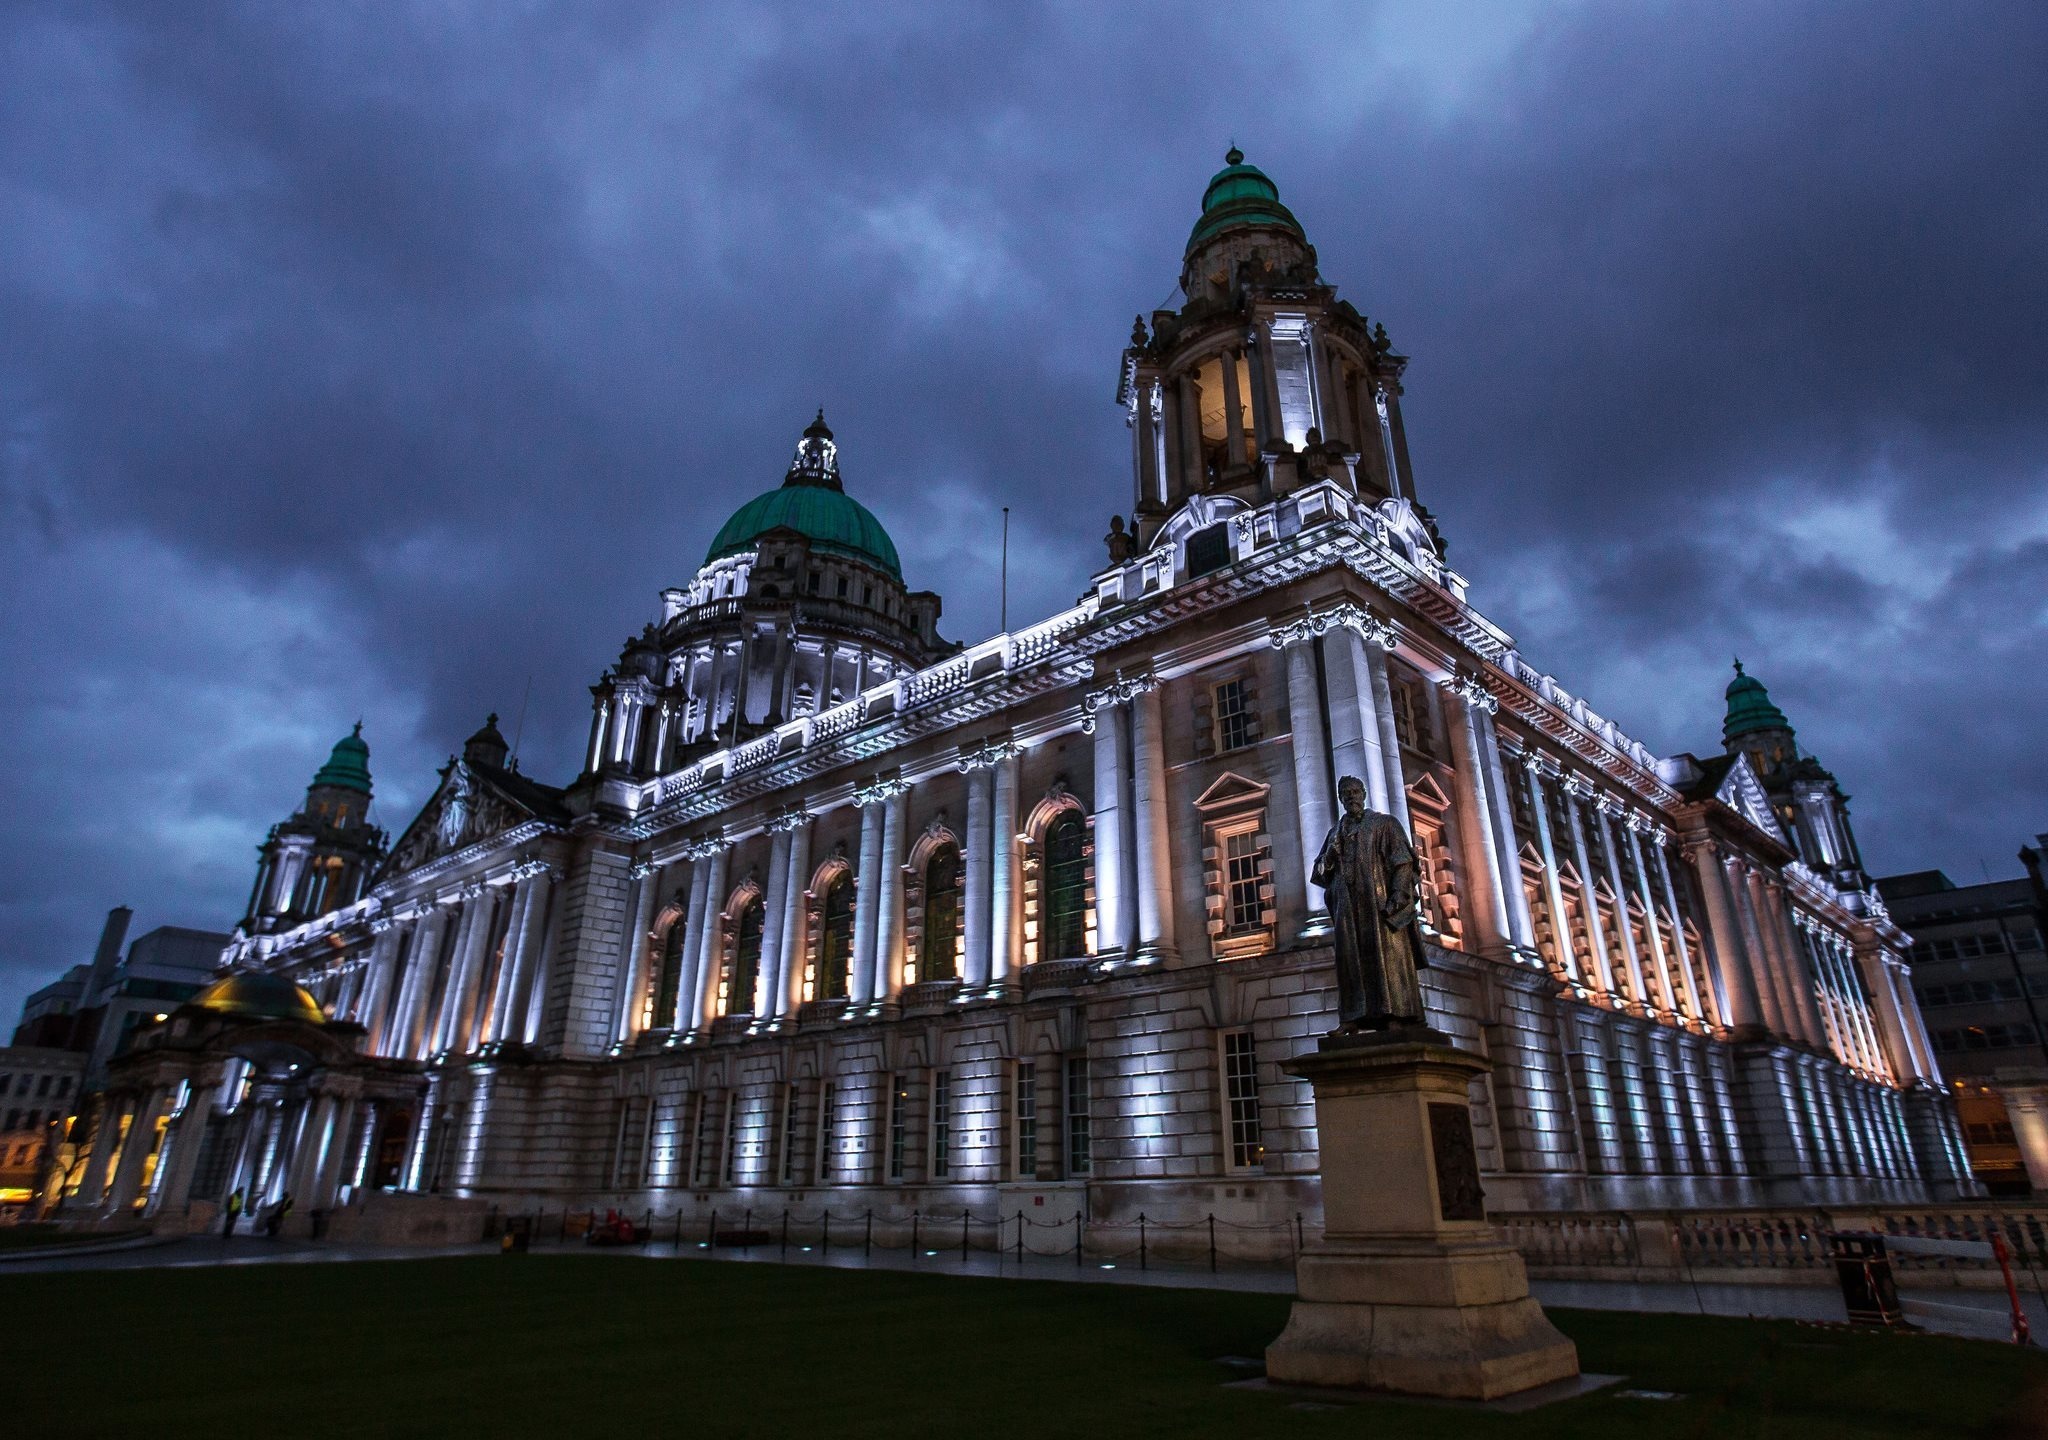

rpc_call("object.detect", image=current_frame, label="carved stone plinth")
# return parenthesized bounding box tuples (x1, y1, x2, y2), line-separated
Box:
(1265, 1031, 1580, 1401)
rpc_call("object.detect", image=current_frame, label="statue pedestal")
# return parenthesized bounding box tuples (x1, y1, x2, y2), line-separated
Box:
(1265, 1031, 1580, 1401)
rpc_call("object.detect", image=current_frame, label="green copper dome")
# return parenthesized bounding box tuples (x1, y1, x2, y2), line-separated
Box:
(1723, 660, 1792, 743)
(704, 413, 903, 580)
(311, 723, 372, 795)
(1186, 147, 1307, 256)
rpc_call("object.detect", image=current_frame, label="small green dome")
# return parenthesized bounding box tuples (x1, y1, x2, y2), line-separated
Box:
(1186, 147, 1306, 256)
(704, 413, 903, 579)
(191, 971, 328, 1026)
(311, 723, 373, 795)
(1723, 660, 1792, 743)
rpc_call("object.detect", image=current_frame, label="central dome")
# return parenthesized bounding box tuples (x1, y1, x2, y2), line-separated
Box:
(704, 413, 903, 580)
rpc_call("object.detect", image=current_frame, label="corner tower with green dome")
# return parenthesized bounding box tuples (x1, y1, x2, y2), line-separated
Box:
(1114, 148, 1427, 558)
(241, 724, 390, 936)
(1719, 660, 1869, 889)
(578, 412, 956, 780)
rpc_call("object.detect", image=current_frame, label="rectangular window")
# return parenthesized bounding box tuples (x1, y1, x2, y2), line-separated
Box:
(780, 1082, 801, 1186)
(35, 1074, 53, 1098)
(816, 1082, 837, 1184)
(888, 1075, 908, 1182)
(608, 1095, 649, 1189)
(931, 1069, 952, 1181)
(1225, 831, 1264, 933)
(1222, 1030, 1265, 1171)
(691, 1091, 718, 1188)
(1214, 679, 1255, 752)
(1015, 1060, 1038, 1180)
(1063, 1056, 1091, 1179)
(722, 1094, 740, 1186)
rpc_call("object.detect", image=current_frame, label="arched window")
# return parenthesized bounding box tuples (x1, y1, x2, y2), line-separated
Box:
(726, 898, 764, 1016)
(818, 874, 855, 1000)
(652, 920, 688, 1030)
(921, 844, 961, 982)
(1044, 811, 1087, 960)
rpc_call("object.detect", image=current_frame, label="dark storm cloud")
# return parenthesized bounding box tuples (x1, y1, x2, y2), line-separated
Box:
(2, 0, 2043, 1020)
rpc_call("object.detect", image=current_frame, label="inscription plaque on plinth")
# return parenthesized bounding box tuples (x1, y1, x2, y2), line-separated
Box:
(1263, 1031, 1580, 1401)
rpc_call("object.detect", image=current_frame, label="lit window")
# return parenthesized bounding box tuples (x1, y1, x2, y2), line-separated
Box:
(1043, 812, 1088, 960)
(1063, 1057, 1091, 1178)
(921, 845, 961, 982)
(888, 1076, 908, 1182)
(1225, 832, 1264, 933)
(931, 1070, 952, 1181)
(1015, 1061, 1037, 1180)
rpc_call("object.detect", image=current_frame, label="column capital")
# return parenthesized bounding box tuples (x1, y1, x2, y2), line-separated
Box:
(628, 859, 660, 881)
(509, 857, 559, 883)
(1560, 772, 1599, 803)
(1436, 669, 1499, 715)
(1080, 670, 1153, 732)
(854, 774, 913, 806)
(680, 830, 729, 861)
(957, 734, 1024, 773)
(766, 805, 813, 835)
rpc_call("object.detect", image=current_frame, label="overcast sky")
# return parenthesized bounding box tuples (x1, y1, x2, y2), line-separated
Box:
(3, 1, 2044, 1024)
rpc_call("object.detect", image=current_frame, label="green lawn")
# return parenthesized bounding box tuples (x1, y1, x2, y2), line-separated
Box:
(6, 1257, 2043, 1439)
(0, 1222, 144, 1250)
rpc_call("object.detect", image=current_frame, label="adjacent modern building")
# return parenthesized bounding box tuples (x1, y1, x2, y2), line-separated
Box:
(1878, 849, 2048, 1195)
(74, 153, 1973, 1235)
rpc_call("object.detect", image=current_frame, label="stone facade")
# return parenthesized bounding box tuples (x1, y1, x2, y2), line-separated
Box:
(81, 151, 1973, 1235)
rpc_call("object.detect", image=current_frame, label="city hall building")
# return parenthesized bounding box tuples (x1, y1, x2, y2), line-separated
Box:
(78, 153, 1974, 1236)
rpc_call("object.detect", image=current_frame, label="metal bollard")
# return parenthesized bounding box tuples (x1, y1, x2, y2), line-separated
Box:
(1208, 1213, 1217, 1273)
(1075, 1210, 1083, 1267)
(781, 1208, 790, 1256)
(961, 1210, 970, 1263)
(864, 1208, 873, 1258)
(706, 1206, 717, 1248)
(822, 1211, 831, 1253)
(911, 1210, 921, 1255)
(1015, 1213, 1024, 1262)
(742, 1207, 751, 1253)
(1139, 1213, 1147, 1271)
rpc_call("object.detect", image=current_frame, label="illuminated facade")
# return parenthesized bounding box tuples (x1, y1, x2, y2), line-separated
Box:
(81, 153, 1973, 1233)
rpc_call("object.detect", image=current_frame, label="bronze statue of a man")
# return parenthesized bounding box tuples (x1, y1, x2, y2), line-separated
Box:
(1311, 775, 1429, 1031)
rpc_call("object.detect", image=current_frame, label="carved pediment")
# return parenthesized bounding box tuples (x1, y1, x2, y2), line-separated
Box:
(1193, 771, 1272, 813)
(383, 760, 531, 877)
(1716, 754, 1789, 845)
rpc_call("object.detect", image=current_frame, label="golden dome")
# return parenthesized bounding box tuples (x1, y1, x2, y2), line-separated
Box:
(191, 971, 328, 1026)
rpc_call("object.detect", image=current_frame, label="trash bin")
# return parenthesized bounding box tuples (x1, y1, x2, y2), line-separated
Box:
(1830, 1232, 1901, 1325)
(502, 1215, 532, 1254)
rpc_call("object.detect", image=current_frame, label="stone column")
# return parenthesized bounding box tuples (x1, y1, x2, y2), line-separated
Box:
(1740, 868, 1810, 1046)
(1256, 321, 1287, 445)
(356, 919, 404, 1054)
(81, 1092, 134, 1207)
(103, 1086, 169, 1216)
(1832, 934, 1888, 1077)
(1652, 839, 1715, 1027)
(1361, 634, 1411, 831)
(1276, 630, 1333, 934)
(851, 798, 887, 1006)
(1440, 679, 1513, 959)
(673, 859, 714, 1029)
(1132, 371, 1161, 505)
(428, 890, 484, 1055)
(758, 828, 794, 1016)
(990, 751, 1021, 990)
(963, 762, 994, 989)
(1324, 624, 1390, 814)
(486, 870, 539, 1044)
(1856, 942, 1932, 1083)
(1726, 861, 1793, 1037)
(1765, 879, 1830, 1049)
(1177, 372, 1204, 493)
(505, 869, 558, 1046)
(1475, 706, 1538, 957)
(612, 864, 660, 1044)
(148, 1079, 221, 1219)
(283, 1092, 336, 1206)
(875, 785, 909, 1002)
(1130, 684, 1175, 965)
(1221, 348, 1246, 467)
(394, 904, 452, 1061)
(1561, 783, 1617, 996)
(1519, 757, 1578, 984)
(777, 815, 814, 1018)
(1622, 819, 1679, 1018)
(1587, 802, 1648, 1010)
(311, 1095, 361, 1209)
(1089, 692, 1132, 958)
(1677, 840, 1755, 1032)
(446, 882, 505, 1055)
(1245, 330, 1276, 451)
(689, 843, 731, 1029)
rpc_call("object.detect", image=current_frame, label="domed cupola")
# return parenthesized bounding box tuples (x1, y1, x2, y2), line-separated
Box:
(582, 414, 956, 781)
(1722, 660, 1793, 748)
(704, 412, 904, 580)
(242, 724, 390, 936)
